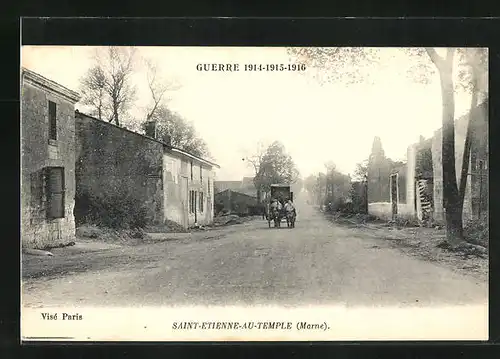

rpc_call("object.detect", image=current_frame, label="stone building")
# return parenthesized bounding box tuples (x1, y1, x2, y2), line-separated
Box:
(405, 100, 488, 224)
(214, 189, 259, 216)
(21, 68, 81, 249)
(75, 112, 219, 229)
(430, 100, 488, 223)
(214, 177, 258, 197)
(366, 136, 410, 221)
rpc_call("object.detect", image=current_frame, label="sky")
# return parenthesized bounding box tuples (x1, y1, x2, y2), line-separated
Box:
(21, 46, 477, 181)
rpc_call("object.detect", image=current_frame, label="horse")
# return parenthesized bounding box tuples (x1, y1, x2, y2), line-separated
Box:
(268, 208, 282, 228)
(285, 209, 296, 228)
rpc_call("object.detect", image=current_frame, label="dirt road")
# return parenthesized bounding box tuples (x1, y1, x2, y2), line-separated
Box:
(22, 194, 487, 309)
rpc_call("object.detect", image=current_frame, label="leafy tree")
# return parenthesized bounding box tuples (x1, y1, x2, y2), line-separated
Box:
(353, 159, 369, 181)
(254, 141, 299, 197)
(288, 46, 488, 246)
(144, 105, 211, 158)
(304, 174, 320, 202)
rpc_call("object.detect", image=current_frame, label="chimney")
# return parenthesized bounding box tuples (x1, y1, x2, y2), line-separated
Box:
(144, 120, 156, 138)
(163, 134, 172, 146)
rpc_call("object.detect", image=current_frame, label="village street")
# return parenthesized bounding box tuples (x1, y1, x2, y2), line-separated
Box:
(22, 192, 487, 309)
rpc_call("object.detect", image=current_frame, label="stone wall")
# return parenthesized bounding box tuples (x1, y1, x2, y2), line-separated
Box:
(75, 113, 164, 227)
(21, 78, 78, 249)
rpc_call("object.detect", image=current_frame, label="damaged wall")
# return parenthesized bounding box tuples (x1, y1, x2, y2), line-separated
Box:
(75, 112, 164, 227)
(432, 101, 488, 224)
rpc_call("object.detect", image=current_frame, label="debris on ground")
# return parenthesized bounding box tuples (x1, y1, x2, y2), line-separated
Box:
(213, 214, 244, 227)
(463, 219, 489, 248)
(145, 220, 189, 234)
(76, 224, 148, 245)
(22, 248, 54, 257)
(191, 223, 209, 231)
(323, 211, 382, 226)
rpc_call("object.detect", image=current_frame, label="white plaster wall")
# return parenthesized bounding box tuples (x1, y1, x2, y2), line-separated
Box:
(163, 153, 185, 226)
(368, 202, 415, 221)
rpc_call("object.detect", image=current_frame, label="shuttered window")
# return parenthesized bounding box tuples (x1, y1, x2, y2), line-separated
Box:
(46, 167, 65, 219)
(48, 101, 57, 140)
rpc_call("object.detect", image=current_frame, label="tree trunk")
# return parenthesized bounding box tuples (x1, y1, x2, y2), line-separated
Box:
(438, 51, 464, 245)
(459, 52, 481, 212)
(113, 107, 120, 126)
(458, 72, 478, 209)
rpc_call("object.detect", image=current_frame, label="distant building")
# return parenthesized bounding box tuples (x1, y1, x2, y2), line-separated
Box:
(214, 189, 259, 216)
(366, 136, 410, 221)
(21, 68, 81, 249)
(214, 181, 242, 193)
(215, 177, 257, 197)
(75, 112, 220, 229)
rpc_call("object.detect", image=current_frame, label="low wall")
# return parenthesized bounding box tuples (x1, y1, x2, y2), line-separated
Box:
(368, 202, 414, 221)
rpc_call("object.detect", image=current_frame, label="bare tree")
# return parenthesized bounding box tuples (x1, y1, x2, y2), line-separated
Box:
(144, 58, 180, 123)
(79, 66, 107, 120)
(80, 46, 137, 126)
(243, 141, 268, 202)
(104, 47, 137, 126)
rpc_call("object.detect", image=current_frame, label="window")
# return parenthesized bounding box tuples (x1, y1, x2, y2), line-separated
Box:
(46, 167, 65, 219)
(199, 192, 204, 213)
(190, 161, 193, 180)
(208, 179, 211, 195)
(200, 165, 203, 182)
(189, 190, 197, 214)
(189, 191, 193, 213)
(48, 101, 57, 141)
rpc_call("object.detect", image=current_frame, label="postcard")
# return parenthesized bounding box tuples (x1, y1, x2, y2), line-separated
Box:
(21, 44, 488, 341)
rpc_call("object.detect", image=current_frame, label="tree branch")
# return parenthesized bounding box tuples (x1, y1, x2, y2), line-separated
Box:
(425, 47, 444, 68)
